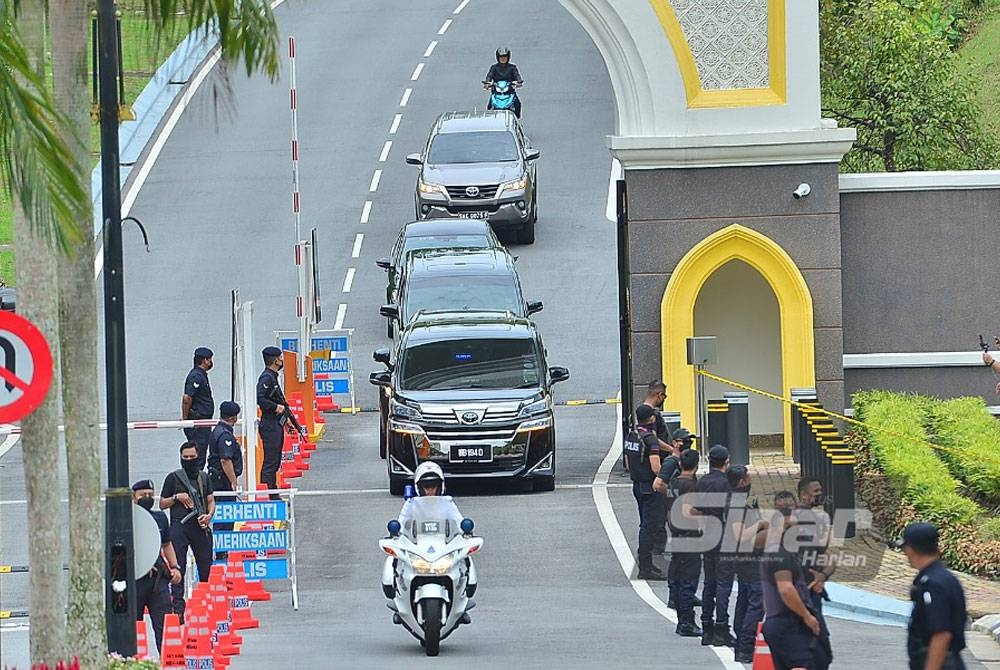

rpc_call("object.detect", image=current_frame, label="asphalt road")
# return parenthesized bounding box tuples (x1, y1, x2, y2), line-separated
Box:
(0, 1, 955, 668)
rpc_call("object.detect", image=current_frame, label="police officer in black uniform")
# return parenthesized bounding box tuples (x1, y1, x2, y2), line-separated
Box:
(667, 448, 703, 637)
(624, 404, 667, 580)
(182, 346, 215, 470)
(132, 479, 182, 653)
(900, 522, 968, 670)
(695, 444, 736, 647)
(208, 401, 243, 559)
(257, 346, 287, 500)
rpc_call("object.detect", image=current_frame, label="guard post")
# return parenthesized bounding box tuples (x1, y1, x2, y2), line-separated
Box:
(724, 392, 750, 465)
(707, 399, 728, 451)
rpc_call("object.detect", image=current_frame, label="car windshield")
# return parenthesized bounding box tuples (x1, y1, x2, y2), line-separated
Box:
(401, 234, 492, 259)
(399, 337, 542, 391)
(403, 275, 522, 321)
(427, 131, 519, 164)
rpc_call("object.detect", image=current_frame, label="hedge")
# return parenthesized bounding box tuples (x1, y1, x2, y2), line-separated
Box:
(926, 396, 1000, 505)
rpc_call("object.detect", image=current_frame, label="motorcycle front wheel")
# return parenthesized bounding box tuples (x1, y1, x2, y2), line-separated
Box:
(422, 598, 443, 656)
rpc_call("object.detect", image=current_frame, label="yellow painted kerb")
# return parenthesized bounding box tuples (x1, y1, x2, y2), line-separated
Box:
(648, 0, 787, 108)
(661, 225, 815, 455)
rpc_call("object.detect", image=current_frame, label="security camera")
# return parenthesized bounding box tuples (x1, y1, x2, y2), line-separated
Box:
(792, 183, 811, 199)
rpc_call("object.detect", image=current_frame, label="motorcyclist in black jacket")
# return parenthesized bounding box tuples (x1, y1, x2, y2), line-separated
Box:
(484, 47, 523, 117)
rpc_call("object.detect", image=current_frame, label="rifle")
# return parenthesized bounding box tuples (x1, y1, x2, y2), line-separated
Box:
(269, 384, 308, 437)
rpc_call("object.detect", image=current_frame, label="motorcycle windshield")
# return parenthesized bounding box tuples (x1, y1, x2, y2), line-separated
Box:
(404, 498, 458, 541)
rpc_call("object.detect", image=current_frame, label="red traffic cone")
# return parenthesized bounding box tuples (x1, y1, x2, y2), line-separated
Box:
(134, 620, 149, 660)
(160, 613, 186, 669)
(752, 621, 775, 670)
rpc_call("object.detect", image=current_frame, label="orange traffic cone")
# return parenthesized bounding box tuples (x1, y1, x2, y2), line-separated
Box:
(209, 567, 242, 655)
(752, 621, 775, 670)
(134, 620, 149, 660)
(225, 558, 260, 630)
(160, 613, 185, 669)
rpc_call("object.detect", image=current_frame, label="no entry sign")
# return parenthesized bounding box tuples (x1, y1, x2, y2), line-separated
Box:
(0, 312, 54, 423)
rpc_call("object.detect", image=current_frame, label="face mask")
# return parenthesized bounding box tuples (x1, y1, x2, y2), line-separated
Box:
(182, 459, 200, 476)
(276, 360, 284, 371)
(137, 496, 154, 510)
(779, 506, 793, 517)
(734, 484, 751, 494)
(205, 360, 214, 371)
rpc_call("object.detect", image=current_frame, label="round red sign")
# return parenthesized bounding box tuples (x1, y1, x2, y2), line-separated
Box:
(0, 311, 54, 423)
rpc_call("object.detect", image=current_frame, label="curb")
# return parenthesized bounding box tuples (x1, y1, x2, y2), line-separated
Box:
(974, 614, 1000, 645)
(822, 582, 910, 626)
(89, 26, 219, 235)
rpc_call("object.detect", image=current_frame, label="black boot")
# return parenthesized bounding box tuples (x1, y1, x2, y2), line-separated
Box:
(701, 621, 714, 646)
(675, 612, 703, 638)
(712, 622, 736, 647)
(637, 565, 667, 581)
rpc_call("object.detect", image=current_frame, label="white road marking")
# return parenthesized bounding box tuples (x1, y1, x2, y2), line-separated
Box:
(0, 429, 20, 460)
(410, 63, 424, 81)
(453, 0, 470, 13)
(369, 169, 382, 193)
(606, 158, 623, 223)
(351, 233, 364, 258)
(389, 114, 402, 135)
(342, 268, 356, 293)
(592, 400, 742, 669)
(438, 18, 452, 35)
(360, 200, 373, 224)
(334, 303, 347, 330)
(399, 88, 412, 107)
(424, 41, 438, 58)
(378, 140, 392, 163)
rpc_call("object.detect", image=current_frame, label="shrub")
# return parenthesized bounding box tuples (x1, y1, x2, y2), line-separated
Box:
(925, 397, 1000, 505)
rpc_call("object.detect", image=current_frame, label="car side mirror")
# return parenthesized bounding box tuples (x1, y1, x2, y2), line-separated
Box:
(525, 148, 540, 161)
(549, 366, 570, 384)
(369, 370, 391, 387)
(380, 304, 399, 320)
(526, 300, 544, 315)
(373, 348, 392, 365)
(376, 257, 392, 271)
(405, 153, 423, 166)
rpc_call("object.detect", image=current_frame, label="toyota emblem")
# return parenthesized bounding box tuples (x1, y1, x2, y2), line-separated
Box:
(465, 186, 480, 197)
(460, 411, 480, 424)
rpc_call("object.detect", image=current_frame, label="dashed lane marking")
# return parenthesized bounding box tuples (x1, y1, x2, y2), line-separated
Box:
(424, 41, 438, 58)
(400, 88, 412, 107)
(378, 140, 393, 163)
(389, 114, 402, 135)
(453, 0, 470, 13)
(360, 200, 372, 224)
(334, 303, 347, 330)
(342, 268, 355, 293)
(351, 233, 364, 259)
(369, 169, 382, 193)
(438, 19, 452, 34)
(410, 63, 424, 81)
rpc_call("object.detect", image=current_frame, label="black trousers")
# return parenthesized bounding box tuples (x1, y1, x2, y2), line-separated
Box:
(668, 541, 701, 617)
(169, 521, 213, 622)
(183, 426, 211, 470)
(632, 481, 665, 571)
(136, 573, 170, 652)
(700, 550, 735, 627)
(259, 419, 283, 499)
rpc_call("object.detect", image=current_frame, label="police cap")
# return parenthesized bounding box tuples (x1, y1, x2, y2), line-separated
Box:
(194, 347, 213, 359)
(708, 444, 730, 464)
(262, 346, 282, 361)
(898, 522, 939, 554)
(219, 401, 241, 418)
(635, 405, 656, 423)
(131, 479, 155, 492)
(672, 427, 697, 441)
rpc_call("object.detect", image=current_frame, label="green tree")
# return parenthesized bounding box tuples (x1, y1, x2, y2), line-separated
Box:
(820, 0, 1000, 171)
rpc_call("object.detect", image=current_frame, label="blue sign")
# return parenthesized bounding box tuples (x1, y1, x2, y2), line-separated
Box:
(213, 529, 288, 552)
(213, 501, 287, 523)
(242, 558, 289, 581)
(280, 335, 348, 353)
(314, 358, 350, 373)
(315, 379, 350, 395)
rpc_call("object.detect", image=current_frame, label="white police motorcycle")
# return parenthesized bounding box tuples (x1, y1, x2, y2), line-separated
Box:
(380, 496, 482, 656)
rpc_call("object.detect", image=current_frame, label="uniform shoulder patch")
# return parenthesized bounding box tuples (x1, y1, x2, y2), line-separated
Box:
(923, 591, 933, 605)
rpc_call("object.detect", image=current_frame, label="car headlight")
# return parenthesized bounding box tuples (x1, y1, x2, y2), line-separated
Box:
(498, 177, 528, 195)
(411, 553, 457, 575)
(391, 399, 423, 420)
(418, 179, 446, 195)
(390, 419, 425, 436)
(518, 398, 549, 418)
(517, 416, 552, 433)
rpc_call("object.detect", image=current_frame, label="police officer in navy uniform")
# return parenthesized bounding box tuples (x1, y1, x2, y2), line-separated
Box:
(624, 404, 667, 580)
(182, 346, 215, 470)
(257, 346, 287, 500)
(208, 401, 243, 559)
(132, 479, 181, 651)
(695, 444, 736, 647)
(900, 522, 968, 670)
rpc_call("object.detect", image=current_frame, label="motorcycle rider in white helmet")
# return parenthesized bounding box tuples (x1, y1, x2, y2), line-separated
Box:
(397, 461, 465, 528)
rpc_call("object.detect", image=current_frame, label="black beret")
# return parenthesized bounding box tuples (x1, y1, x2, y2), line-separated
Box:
(131, 479, 155, 492)
(635, 405, 656, 423)
(262, 346, 282, 359)
(708, 445, 730, 462)
(194, 347, 213, 358)
(219, 401, 241, 418)
(898, 522, 939, 554)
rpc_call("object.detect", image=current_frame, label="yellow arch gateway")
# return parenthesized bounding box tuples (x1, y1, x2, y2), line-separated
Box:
(661, 225, 814, 455)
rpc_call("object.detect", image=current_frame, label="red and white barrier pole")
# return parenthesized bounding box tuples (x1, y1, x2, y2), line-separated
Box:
(0, 418, 244, 436)
(289, 35, 301, 245)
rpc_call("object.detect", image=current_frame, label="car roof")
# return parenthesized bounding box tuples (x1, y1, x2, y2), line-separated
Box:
(402, 311, 537, 342)
(400, 218, 495, 238)
(433, 110, 517, 134)
(407, 248, 515, 276)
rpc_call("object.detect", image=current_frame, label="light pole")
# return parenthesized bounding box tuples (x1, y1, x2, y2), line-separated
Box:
(97, 0, 136, 655)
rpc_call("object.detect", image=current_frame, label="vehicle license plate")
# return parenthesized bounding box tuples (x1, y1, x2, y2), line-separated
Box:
(449, 444, 493, 462)
(458, 211, 488, 219)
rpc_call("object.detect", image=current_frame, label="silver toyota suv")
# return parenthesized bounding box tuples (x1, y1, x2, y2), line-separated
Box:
(405, 110, 540, 245)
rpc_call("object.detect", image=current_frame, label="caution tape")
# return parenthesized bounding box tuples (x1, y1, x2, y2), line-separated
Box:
(0, 565, 69, 574)
(696, 369, 1000, 467)
(0, 610, 29, 619)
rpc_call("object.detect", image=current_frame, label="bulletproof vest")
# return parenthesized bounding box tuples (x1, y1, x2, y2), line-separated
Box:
(624, 429, 655, 482)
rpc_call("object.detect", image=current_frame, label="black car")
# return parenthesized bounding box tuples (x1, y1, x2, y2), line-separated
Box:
(369, 311, 569, 494)
(380, 248, 542, 338)
(0, 287, 15, 312)
(376, 219, 503, 328)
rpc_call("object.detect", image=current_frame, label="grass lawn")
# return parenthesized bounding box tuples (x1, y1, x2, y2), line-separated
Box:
(958, 0, 1000, 134)
(1, 5, 188, 285)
